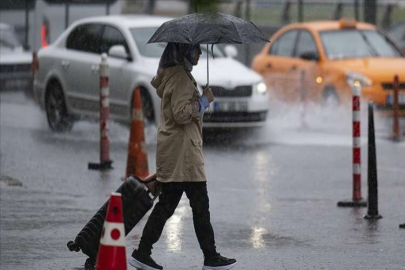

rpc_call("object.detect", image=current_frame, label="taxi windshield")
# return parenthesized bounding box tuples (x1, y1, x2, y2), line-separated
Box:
(320, 29, 401, 60)
(130, 27, 225, 58)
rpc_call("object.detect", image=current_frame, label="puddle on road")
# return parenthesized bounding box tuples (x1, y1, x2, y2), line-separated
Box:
(222, 226, 310, 250)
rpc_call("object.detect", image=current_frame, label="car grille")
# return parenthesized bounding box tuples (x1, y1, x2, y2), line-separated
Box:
(203, 111, 267, 123)
(210, 85, 252, 97)
(0, 64, 32, 73)
(381, 82, 405, 90)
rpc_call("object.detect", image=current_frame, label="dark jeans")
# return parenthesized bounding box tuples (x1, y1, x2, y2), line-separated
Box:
(136, 182, 217, 258)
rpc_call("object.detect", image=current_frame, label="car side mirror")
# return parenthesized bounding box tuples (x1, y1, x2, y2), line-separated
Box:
(224, 45, 238, 58)
(108, 45, 131, 61)
(300, 51, 319, 61)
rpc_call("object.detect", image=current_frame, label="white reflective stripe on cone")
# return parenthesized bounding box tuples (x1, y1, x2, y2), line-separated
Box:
(100, 221, 125, 247)
(132, 108, 143, 121)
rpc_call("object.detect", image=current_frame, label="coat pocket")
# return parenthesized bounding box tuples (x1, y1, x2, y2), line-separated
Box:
(189, 138, 204, 165)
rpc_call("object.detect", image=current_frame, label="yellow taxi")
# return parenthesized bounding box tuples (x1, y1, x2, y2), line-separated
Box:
(252, 19, 405, 115)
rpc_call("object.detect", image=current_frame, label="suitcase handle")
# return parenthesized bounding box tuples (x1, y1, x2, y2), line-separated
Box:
(131, 175, 162, 198)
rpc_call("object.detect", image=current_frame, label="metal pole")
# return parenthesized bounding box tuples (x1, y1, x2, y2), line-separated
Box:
(298, 0, 304, 22)
(282, 1, 291, 24)
(24, 0, 29, 50)
(146, 0, 156, 14)
(65, 2, 70, 29)
(364, 0, 377, 24)
(207, 43, 209, 87)
(364, 103, 382, 220)
(354, 0, 359, 21)
(106, 2, 110, 15)
(245, 0, 251, 66)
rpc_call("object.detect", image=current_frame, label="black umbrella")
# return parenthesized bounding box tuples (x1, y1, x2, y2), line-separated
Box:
(148, 12, 269, 86)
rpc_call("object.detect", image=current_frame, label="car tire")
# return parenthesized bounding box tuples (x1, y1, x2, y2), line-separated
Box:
(322, 86, 340, 107)
(45, 81, 73, 132)
(139, 87, 155, 123)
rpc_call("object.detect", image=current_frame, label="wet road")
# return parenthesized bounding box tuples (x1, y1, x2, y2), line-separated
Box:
(1, 92, 404, 270)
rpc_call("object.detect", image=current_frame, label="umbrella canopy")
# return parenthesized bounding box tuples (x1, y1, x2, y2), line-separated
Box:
(148, 12, 269, 86)
(148, 12, 269, 45)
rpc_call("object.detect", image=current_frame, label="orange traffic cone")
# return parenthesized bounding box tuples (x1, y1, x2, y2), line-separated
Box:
(125, 87, 149, 178)
(95, 192, 127, 270)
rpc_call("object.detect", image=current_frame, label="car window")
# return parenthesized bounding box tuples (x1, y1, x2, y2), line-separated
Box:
(66, 24, 103, 54)
(101, 26, 129, 54)
(270, 30, 298, 57)
(130, 27, 225, 58)
(363, 30, 401, 57)
(320, 29, 401, 60)
(295, 30, 318, 58)
(0, 27, 21, 50)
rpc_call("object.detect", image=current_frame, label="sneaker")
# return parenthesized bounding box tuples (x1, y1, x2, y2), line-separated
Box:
(128, 249, 163, 270)
(203, 253, 237, 270)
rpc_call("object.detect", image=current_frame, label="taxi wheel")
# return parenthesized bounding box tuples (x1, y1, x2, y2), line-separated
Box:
(322, 86, 340, 107)
(45, 81, 73, 132)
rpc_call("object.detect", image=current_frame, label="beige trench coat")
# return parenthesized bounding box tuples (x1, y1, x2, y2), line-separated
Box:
(151, 65, 207, 183)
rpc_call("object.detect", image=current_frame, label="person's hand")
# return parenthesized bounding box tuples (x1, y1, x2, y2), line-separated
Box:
(203, 87, 214, 103)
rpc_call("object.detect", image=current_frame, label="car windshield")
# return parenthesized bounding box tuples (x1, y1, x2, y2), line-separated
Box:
(320, 29, 401, 60)
(0, 27, 21, 50)
(130, 27, 225, 58)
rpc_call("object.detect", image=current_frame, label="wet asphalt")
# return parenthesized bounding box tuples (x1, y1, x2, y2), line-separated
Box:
(1, 91, 404, 270)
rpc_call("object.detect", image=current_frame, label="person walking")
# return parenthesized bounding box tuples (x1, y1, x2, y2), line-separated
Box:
(128, 42, 237, 270)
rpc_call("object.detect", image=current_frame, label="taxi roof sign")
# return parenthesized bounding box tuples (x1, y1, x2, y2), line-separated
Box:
(339, 18, 357, 29)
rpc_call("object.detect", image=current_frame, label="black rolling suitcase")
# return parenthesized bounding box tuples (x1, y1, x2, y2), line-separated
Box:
(67, 176, 159, 269)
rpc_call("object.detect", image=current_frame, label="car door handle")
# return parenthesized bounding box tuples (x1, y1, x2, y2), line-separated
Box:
(290, 65, 297, 71)
(61, 60, 70, 69)
(266, 63, 272, 69)
(91, 65, 100, 74)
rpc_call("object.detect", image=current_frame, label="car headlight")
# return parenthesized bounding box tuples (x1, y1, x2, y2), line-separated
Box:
(346, 72, 372, 87)
(253, 81, 267, 95)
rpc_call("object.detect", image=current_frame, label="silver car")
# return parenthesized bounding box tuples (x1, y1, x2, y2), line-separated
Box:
(34, 15, 269, 132)
(0, 23, 32, 92)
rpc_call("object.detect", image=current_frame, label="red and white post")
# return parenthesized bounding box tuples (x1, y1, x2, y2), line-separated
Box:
(392, 75, 401, 141)
(338, 84, 366, 207)
(89, 53, 113, 170)
(352, 84, 362, 201)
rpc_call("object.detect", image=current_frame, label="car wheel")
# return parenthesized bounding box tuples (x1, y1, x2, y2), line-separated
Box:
(45, 81, 73, 132)
(140, 87, 155, 123)
(322, 86, 340, 107)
